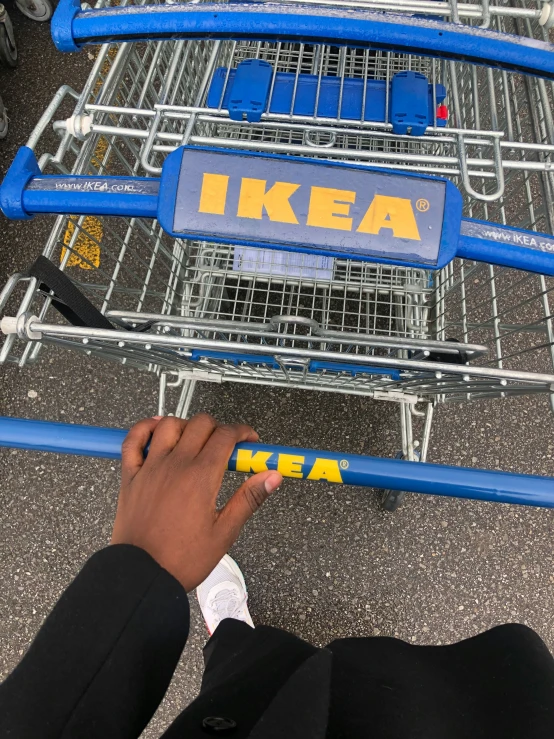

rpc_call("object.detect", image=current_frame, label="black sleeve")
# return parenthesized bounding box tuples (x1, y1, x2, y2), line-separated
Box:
(0, 544, 190, 739)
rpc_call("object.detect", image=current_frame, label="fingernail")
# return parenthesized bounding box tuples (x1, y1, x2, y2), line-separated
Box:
(152, 415, 163, 420)
(264, 472, 283, 493)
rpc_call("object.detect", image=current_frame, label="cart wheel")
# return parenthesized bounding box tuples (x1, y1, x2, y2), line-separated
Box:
(381, 489, 407, 513)
(0, 16, 17, 67)
(380, 450, 419, 512)
(380, 452, 405, 512)
(0, 93, 8, 139)
(15, 0, 52, 22)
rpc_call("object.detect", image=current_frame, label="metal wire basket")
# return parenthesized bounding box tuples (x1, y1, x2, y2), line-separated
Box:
(1, 1, 554, 505)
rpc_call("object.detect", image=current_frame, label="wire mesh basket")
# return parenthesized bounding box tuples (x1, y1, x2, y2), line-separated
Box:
(1, 1, 554, 475)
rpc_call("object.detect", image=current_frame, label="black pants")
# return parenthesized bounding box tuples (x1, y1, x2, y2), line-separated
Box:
(203, 619, 304, 689)
(2, 547, 554, 739)
(204, 620, 260, 688)
(172, 617, 554, 739)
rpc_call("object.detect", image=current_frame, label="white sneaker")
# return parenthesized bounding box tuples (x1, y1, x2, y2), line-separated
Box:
(196, 554, 254, 635)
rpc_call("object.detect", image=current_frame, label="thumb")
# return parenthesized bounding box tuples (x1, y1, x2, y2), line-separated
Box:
(217, 470, 283, 542)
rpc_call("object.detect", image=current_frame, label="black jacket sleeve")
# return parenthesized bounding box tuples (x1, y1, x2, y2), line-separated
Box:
(0, 544, 189, 739)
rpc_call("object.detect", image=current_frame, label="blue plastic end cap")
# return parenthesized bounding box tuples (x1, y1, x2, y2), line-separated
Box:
(51, 0, 82, 52)
(228, 59, 273, 123)
(390, 70, 430, 137)
(0, 146, 41, 220)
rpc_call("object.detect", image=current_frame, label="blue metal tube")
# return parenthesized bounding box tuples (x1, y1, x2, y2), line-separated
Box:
(52, 2, 554, 80)
(0, 417, 552, 508)
(0, 416, 128, 459)
(458, 218, 554, 276)
(0, 148, 161, 221)
(21, 188, 159, 219)
(4, 147, 554, 277)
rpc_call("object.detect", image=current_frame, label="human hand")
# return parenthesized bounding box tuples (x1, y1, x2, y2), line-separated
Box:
(111, 414, 282, 591)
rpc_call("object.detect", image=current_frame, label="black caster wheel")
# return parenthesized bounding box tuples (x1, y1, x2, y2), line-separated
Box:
(379, 450, 419, 512)
(380, 489, 407, 512)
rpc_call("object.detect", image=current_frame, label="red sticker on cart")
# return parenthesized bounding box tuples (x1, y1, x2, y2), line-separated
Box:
(167, 148, 452, 266)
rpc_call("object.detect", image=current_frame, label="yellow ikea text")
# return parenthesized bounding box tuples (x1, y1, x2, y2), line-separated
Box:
(235, 449, 344, 483)
(198, 173, 421, 240)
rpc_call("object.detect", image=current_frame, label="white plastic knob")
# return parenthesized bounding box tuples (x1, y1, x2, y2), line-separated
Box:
(539, 2, 554, 27)
(1, 316, 17, 335)
(65, 114, 93, 140)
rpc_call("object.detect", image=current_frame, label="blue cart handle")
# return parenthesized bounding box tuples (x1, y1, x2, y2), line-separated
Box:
(0, 416, 553, 508)
(52, 0, 554, 80)
(3, 147, 554, 277)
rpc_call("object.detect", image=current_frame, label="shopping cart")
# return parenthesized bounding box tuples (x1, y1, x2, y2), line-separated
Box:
(0, 0, 553, 510)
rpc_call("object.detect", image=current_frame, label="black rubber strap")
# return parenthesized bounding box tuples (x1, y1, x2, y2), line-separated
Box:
(28, 256, 114, 330)
(426, 338, 469, 365)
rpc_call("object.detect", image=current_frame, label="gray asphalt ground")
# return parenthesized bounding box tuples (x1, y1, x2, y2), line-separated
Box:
(1, 14, 554, 738)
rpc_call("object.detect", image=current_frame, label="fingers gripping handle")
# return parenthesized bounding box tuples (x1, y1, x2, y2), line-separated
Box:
(0, 416, 553, 508)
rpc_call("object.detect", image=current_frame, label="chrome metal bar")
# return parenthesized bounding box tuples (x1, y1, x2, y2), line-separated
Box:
(8, 318, 554, 385)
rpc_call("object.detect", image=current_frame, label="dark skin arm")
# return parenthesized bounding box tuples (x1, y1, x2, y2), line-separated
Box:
(112, 413, 283, 591)
(0, 413, 282, 739)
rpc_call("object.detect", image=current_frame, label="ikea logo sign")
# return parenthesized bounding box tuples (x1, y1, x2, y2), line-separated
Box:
(234, 448, 344, 483)
(171, 149, 447, 266)
(198, 173, 421, 241)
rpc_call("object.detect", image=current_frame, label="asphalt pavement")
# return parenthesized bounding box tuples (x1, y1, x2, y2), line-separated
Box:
(1, 13, 554, 738)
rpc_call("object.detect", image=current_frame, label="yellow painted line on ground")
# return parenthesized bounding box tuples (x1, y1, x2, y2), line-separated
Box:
(62, 47, 119, 270)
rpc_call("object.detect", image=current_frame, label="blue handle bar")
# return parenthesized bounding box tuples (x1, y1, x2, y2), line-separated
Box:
(0, 416, 552, 508)
(52, 0, 554, 80)
(3, 146, 554, 276)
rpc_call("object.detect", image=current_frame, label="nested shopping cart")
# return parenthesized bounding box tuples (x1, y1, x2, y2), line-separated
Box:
(1, 0, 554, 509)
